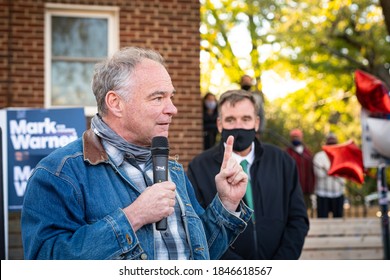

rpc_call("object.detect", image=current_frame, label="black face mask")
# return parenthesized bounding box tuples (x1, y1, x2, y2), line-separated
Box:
(241, 85, 252, 91)
(291, 140, 302, 147)
(221, 128, 256, 152)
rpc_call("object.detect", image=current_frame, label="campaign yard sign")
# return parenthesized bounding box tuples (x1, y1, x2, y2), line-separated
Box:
(0, 108, 86, 211)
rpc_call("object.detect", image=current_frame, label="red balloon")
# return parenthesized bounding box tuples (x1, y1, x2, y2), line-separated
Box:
(355, 70, 390, 114)
(322, 140, 364, 184)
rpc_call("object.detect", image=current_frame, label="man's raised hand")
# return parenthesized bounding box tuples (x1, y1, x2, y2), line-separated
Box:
(215, 135, 248, 212)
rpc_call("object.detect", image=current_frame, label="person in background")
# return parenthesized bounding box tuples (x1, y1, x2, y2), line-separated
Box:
(188, 90, 309, 260)
(240, 74, 266, 135)
(313, 133, 346, 218)
(21, 46, 252, 260)
(203, 92, 219, 150)
(286, 128, 315, 217)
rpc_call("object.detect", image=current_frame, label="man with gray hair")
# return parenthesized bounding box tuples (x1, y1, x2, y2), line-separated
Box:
(21, 47, 251, 260)
(188, 89, 309, 259)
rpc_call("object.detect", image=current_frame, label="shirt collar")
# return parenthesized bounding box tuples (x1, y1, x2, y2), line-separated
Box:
(101, 139, 125, 166)
(230, 142, 255, 165)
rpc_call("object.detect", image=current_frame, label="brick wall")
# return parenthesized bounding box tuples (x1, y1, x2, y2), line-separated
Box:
(1, 0, 202, 259)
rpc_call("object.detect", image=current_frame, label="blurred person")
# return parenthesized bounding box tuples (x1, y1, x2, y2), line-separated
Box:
(313, 133, 346, 218)
(286, 128, 315, 217)
(21, 47, 252, 260)
(240, 74, 266, 135)
(188, 89, 309, 259)
(203, 92, 219, 150)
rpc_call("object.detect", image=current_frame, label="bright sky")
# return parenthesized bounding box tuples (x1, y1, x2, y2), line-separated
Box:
(261, 70, 307, 101)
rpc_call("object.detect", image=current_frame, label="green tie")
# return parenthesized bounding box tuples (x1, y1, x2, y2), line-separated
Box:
(240, 159, 255, 211)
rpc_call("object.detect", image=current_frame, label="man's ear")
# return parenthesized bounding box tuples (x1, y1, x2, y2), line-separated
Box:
(105, 91, 123, 117)
(217, 117, 223, 133)
(255, 115, 260, 132)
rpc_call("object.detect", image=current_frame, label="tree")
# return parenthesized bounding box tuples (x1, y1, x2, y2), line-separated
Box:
(201, 0, 389, 152)
(200, 0, 280, 93)
(380, 0, 390, 35)
(276, 0, 390, 87)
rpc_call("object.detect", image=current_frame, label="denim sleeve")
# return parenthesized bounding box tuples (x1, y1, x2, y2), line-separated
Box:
(21, 167, 141, 260)
(184, 174, 252, 259)
(204, 195, 252, 259)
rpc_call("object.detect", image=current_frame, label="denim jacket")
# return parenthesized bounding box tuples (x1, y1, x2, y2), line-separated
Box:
(21, 129, 252, 260)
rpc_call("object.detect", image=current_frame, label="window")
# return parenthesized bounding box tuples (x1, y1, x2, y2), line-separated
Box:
(45, 3, 119, 116)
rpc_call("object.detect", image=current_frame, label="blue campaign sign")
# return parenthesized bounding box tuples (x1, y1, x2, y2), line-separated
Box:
(0, 108, 86, 211)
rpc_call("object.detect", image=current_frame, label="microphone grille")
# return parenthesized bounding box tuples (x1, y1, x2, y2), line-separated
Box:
(151, 136, 169, 155)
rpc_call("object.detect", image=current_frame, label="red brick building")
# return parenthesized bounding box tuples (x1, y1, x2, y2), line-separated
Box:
(1, 0, 202, 259)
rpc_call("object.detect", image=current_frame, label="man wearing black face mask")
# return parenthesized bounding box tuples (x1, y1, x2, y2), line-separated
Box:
(187, 90, 309, 260)
(240, 74, 253, 91)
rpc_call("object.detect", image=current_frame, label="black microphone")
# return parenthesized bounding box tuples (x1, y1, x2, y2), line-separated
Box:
(151, 136, 169, 231)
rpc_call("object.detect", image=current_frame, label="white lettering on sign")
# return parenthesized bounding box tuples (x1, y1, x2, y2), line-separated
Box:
(13, 165, 33, 197)
(9, 117, 78, 150)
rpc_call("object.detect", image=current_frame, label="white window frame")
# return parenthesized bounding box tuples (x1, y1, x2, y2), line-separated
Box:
(45, 3, 119, 116)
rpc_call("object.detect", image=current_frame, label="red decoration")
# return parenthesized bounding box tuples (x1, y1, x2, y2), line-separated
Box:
(322, 140, 365, 184)
(355, 70, 390, 114)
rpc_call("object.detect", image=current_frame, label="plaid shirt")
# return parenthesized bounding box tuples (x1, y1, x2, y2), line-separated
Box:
(102, 141, 190, 259)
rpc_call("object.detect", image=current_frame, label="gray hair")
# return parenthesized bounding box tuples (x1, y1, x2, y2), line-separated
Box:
(218, 89, 259, 117)
(92, 47, 165, 115)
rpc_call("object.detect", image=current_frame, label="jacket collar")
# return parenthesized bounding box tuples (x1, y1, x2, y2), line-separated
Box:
(82, 129, 109, 165)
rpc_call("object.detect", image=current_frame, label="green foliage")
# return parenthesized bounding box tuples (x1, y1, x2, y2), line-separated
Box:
(201, 0, 390, 189)
(201, 0, 389, 150)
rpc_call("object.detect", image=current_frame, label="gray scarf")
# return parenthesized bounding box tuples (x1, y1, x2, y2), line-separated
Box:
(91, 114, 151, 163)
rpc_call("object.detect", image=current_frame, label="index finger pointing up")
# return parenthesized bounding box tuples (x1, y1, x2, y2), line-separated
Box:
(221, 135, 234, 170)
